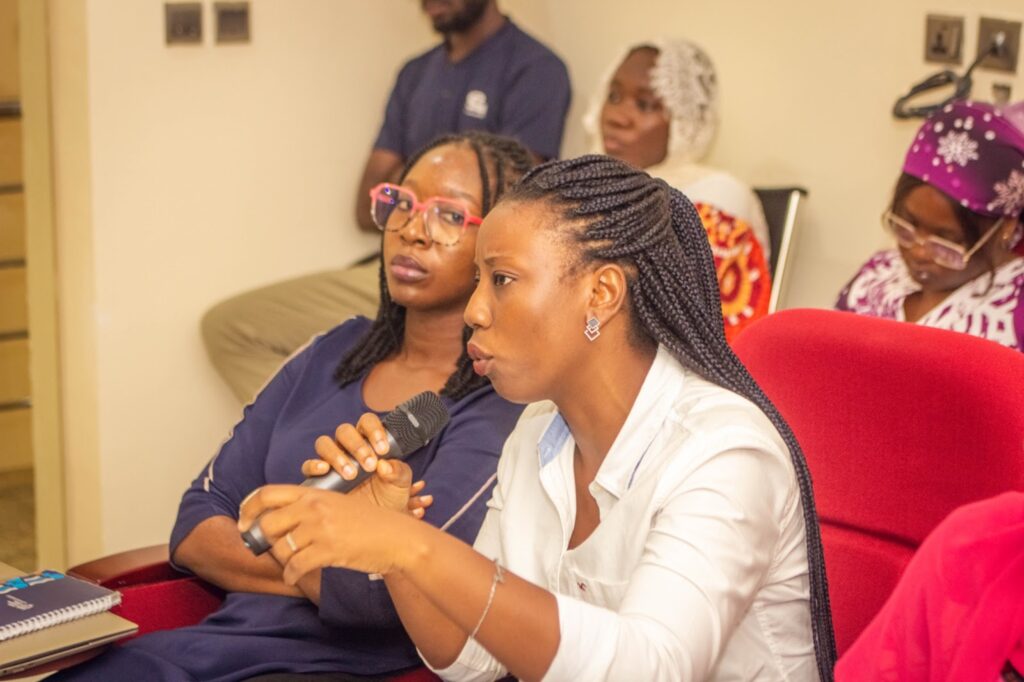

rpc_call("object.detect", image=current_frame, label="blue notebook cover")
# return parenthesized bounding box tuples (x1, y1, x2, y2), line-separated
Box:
(0, 570, 122, 641)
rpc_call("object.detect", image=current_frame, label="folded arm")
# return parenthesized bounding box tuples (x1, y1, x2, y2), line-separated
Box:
(170, 351, 317, 598)
(172, 516, 305, 597)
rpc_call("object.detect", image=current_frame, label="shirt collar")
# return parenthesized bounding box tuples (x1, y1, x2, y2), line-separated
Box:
(538, 411, 571, 468)
(534, 345, 688, 498)
(443, 17, 514, 63)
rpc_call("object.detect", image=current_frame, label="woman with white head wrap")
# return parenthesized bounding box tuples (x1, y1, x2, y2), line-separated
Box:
(586, 39, 772, 340)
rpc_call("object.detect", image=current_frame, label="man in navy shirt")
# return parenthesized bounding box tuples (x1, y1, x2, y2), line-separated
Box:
(354, 0, 571, 232)
(202, 0, 571, 403)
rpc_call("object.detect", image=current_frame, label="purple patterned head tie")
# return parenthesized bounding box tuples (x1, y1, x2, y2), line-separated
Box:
(903, 100, 1024, 218)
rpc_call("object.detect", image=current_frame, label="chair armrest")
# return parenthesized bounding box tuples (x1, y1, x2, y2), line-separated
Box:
(64, 548, 446, 669)
(68, 544, 227, 638)
(67, 544, 182, 589)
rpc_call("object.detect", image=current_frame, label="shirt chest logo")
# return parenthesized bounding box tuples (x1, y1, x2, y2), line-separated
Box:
(463, 90, 489, 119)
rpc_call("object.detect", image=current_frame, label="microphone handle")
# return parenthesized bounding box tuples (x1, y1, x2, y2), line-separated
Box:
(241, 432, 403, 556)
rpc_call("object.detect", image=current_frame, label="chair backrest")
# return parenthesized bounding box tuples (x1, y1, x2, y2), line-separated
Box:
(733, 309, 1024, 655)
(753, 187, 806, 313)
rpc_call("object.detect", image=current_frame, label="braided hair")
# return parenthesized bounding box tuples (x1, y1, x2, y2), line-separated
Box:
(334, 131, 535, 400)
(503, 155, 837, 679)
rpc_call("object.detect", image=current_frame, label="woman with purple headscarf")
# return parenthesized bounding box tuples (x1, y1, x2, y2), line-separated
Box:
(836, 100, 1024, 351)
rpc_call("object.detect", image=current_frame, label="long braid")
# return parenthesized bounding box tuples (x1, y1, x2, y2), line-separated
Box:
(335, 132, 534, 400)
(504, 155, 838, 679)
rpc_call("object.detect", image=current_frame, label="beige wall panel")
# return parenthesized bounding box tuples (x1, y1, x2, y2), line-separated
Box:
(0, 0, 18, 100)
(0, 267, 26, 332)
(0, 119, 22, 186)
(22, 0, 66, 568)
(0, 337, 29, 404)
(58, 0, 441, 558)
(0, 408, 32, 472)
(0, 193, 25, 260)
(49, 0, 96, 565)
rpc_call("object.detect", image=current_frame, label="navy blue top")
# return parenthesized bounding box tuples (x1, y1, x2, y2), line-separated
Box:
(374, 19, 571, 161)
(55, 317, 524, 682)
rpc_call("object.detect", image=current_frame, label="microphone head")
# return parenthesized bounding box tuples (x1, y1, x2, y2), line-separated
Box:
(384, 391, 450, 456)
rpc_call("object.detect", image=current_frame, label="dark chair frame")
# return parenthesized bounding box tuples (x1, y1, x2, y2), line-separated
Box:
(753, 186, 807, 312)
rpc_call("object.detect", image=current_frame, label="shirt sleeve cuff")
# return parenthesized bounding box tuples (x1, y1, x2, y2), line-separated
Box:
(542, 593, 619, 682)
(421, 635, 506, 682)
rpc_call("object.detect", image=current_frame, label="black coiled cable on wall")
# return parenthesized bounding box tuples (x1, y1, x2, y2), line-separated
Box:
(893, 32, 1007, 119)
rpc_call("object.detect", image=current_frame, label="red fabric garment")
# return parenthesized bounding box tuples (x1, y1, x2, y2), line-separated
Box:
(694, 202, 771, 342)
(836, 492, 1024, 682)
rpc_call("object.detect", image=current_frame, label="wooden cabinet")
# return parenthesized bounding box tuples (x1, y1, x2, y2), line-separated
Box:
(0, 192, 25, 259)
(0, 0, 31, 490)
(0, 119, 21, 186)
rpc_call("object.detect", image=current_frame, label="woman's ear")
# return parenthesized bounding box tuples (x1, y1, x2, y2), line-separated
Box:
(587, 264, 629, 322)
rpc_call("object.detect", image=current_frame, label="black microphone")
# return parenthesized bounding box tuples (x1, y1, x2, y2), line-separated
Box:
(241, 391, 450, 555)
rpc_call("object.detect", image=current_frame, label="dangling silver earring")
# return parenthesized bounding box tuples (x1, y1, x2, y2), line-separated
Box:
(584, 316, 601, 342)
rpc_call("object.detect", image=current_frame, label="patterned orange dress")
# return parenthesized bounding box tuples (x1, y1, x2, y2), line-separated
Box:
(695, 202, 772, 343)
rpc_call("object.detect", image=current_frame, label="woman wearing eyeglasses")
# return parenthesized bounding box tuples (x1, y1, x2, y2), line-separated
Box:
(836, 100, 1024, 351)
(52, 132, 531, 681)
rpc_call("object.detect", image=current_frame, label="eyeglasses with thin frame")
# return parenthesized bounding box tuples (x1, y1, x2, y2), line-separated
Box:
(881, 210, 1003, 271)
(368, 183, 483, 247)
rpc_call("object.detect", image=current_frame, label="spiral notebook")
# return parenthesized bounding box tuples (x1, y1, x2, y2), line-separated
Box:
(0, 570, 122, 642)
(0, 566, 137, 676)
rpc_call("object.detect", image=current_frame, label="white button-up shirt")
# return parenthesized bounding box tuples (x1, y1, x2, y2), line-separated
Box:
(430, 346, 816, 681)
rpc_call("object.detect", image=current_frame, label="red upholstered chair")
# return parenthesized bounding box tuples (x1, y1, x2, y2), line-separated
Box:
(67, 545, 224, 639)
(732, 308, 1024, 656)
(67, 545, 440, 681)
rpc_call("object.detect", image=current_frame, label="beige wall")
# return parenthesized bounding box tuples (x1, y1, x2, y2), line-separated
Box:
(541, 0, 1024, 308)
(50, 0, 101, 566)
(22, 0, 67, 567)
(51, 0, 440, 562)
(85, 1, 441, 558)
(48, 0, 1024, 562)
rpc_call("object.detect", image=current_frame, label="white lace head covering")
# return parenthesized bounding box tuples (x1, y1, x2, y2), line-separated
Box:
(584, 38, 719, 164)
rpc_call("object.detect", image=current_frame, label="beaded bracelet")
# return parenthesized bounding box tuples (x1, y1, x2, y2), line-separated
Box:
(468, 559, 505, 641)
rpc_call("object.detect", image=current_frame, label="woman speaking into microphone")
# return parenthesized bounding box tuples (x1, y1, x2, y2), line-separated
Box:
(241, 156, 836, 681)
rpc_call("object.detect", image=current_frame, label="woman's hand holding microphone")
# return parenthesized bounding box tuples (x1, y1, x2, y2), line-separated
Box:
(240, 393, 449, 583)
